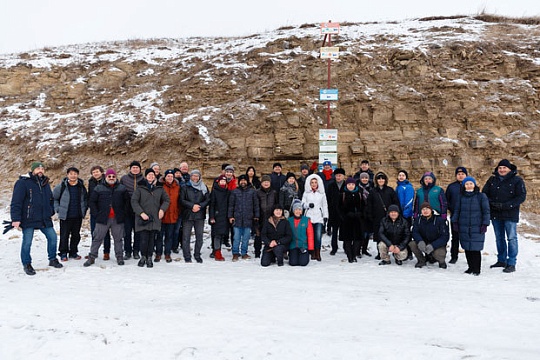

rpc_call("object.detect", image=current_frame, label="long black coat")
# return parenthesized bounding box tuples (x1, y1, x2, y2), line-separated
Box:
(327, 180, 345, 226)
(482, 168, 526, 222)
(339, 189, 364, 241)
(209, 185, 229, 236)
(181, 183, 210, 221)
(451, 188, 490, 251)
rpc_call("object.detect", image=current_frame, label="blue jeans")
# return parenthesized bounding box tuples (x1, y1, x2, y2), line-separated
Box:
(21, 226, 58, 265)
(312, 222, 323, 249)
(492, 219, 518, 266)
(233, 227, 251, 256)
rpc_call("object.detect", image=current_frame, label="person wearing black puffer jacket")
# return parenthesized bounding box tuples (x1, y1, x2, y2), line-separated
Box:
(482, 159, 526, 273)
(209, 175, 230, 261)
(339, 177, 364, 263)
(411, 202, 449, 269)
(261, 204, 292, 267)
(377, 205, 410, 265)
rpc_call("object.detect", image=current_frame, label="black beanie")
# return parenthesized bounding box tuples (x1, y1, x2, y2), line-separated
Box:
(145, 168, 155, 177)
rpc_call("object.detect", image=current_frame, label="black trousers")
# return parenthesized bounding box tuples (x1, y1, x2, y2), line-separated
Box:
(343, 240, 361, 260)
(330, 223, 341, 252)
(59, 218, 83, 256)
(139, 230, 156, 258)
(288, 248, 310, 266)
(261, 244, 286, 266)
(465, 250, 481, 273)
(450, 228, 460, 260)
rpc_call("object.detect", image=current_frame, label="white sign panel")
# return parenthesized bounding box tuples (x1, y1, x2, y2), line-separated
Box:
(319, 129, 338, 141)
(319, 89, 338, 101)
(318, 152, 338, 165)
(320, 22, 340, 35)
(320, 47, 340, 59)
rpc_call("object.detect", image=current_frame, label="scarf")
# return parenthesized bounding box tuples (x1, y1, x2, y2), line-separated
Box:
(190, 180, 208, 195)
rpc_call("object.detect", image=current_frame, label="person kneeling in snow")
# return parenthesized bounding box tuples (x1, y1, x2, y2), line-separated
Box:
(260, 204, 292, 267)
(377, 205, 410, 265)
(287, 200, 314, 266)
(410, 202, 449, 269)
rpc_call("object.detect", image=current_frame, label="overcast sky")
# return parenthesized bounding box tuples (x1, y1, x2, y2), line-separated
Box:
(1, 0, 539, 54)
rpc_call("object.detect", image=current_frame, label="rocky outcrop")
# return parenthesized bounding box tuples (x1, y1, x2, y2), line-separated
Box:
(0, 16, 539, 211)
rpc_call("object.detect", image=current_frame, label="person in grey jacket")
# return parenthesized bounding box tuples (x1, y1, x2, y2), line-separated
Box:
(131, 168, 170, 268)
(53, 167, 88, 261)
(181, 169, 210, 263)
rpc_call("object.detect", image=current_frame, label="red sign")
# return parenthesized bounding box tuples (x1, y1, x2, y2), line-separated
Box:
(320, 22, 340, 34)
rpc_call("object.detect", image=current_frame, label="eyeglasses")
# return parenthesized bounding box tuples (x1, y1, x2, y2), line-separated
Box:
(107, 175, 116, 178)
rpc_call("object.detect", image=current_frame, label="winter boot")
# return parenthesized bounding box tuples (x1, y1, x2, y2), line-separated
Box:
(165, 255, 172, 263)
(154, 255, 161, 262)
(146, 257, 153, 268)
(49, 259, 63, 268)
(138, 256, 146, 267)
(24, 264, 36, 275)
(83, 257, 95, 267)
(214, 250, 225, 261)
(103, 253, 110, 261)
(133, 252, 141, 260)
(315, 249, 322, 261)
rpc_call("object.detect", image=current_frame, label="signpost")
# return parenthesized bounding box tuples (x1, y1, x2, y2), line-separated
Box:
(319, 21, 340, 130)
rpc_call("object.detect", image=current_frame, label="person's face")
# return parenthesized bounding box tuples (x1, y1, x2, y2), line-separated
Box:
(301, 169, 309, 176)
(464, 181, 475, 192)
(152, 165, 160, 175)
(346, 182, 356, 191)
(498, 166, 510, 177)
(105, 173, 116, 185)
(91, 169, 103, 180)
(456, 172, 466, 182)
(335, 174, 345, 182)
(389, 211, 399, 221)
(397, 172, 407, 182)
(247, 168, 255, 177)
(273, 208, 283, 217)
(191, 173, 200, 182)
(180, 163, 189, 174)
(174, 170, 181, 178)
(361, 163, 369, 171)
(32, 165, 45, 177)
(421, 207, 432, 217)
(131, 166, 141, 175)
(273, 165, 282, 174)
(423, 176, 433, 185)
(218, 179, 227, 187)
(239, 179, 247, 188)
(146, 172, 156, 183)
(323, 164, 331, 171)
(67, 170, 79, 182)
(165, 174, 174, 184)
(377, 177, 385, 187)
(293, 208, 303, 217)
(310, 178, 318, 190)
(261, 180, 270, 189)
(287, 177, 295, 184)
(225, 170, 234, 179)
(361, 177, 369, 185)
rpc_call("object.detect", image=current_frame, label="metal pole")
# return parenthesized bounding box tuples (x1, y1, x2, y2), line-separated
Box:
(326, 33, 332, 129)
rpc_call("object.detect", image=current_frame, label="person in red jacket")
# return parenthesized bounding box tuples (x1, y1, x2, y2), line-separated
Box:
(288, 199, 314, 266)
(159, 169, 181, 263)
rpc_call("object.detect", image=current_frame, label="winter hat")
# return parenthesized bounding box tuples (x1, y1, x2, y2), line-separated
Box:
(31, 161, 44, 171)
(66, 167, 79, 174)
(359, 172, 370, 180)
(145, 168, 155, 177)
(190, 169, 202, 178)
(224, 165, 235, 172)
(420, 202, 433, 211)
(150, 162, 159, 169)
(345, 177, 356, 185)
(173, 167, 181, 173)
(497, 159, 512, 169)
(398, 169, 409, 179)
(462, 176, 477, 186)
(273, 162, 282, 169)
(261, 174, 271, 183)
(334, 168, 346, 176)
(455, 166, 468, 176)
(217, 174, 227, 183)
(423, 171, 434, 179)
(286, 172, 296, 181)
(105, 168, 116, 177)
(323, 160, 332, 166)
(361, 160, 369, 165)
(273, 203, 284, 211)
(238, 174, 248, 182)
(375, 172, 387, 180)
(129, 161, 141, 169)
(291, 199, 303, 212)
(300, 163, 309, 171)
(164, 169, 175, 177)
(388, 204, 400, 214)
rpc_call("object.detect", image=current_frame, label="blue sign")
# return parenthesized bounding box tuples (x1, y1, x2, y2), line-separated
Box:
(319, 89, 338, 101)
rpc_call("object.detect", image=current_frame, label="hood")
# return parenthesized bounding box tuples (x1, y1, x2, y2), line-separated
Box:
(304, 174, 326, 195)
(420, 171, 437, 187)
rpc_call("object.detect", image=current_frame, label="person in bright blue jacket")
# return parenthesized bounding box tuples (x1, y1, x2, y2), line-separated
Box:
(10, 161, 63, 275)
(451, 177, 490, 275)
(395, 170, 414, 223)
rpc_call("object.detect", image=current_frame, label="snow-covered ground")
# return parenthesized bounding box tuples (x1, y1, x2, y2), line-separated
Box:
(1, 204, 539, 360)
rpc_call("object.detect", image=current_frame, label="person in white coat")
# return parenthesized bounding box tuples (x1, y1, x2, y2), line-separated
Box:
(301, 174, 328, 261)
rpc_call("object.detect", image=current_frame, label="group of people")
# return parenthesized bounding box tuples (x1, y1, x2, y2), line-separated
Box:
(9, 157, 526, 276)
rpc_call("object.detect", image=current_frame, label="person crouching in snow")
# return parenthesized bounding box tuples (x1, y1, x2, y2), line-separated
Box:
(377, 204, 410, 265)
(301, 174, 328, 261)
(261, 204, 292, 266)
(451, 177, 490, 275)
(410, 202, 449, 269)
(288, 199, 314, 266)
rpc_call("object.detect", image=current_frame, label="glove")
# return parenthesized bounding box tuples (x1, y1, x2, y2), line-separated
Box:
(425, 244, 434, 254)
(417, 241, 426, 253)
(480, 224, 487, 234)
(309, 203, 314, 208)
(491, 202, 503, 210)
(3, 220, 14, 234)
(310, 161, 318, 172)
(452, 222, 459, 232)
